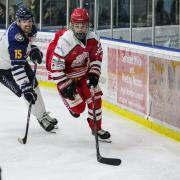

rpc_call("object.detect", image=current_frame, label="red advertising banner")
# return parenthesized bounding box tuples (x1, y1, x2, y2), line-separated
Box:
(33, 33, 54, 81)
(107, 47, 117, 101)
(117, 49, 148, 114)
(149, 57, 180, 129)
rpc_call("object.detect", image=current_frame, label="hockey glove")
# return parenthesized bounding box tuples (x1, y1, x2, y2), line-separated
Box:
(29, 45, 43, 64)
(23, 86, 37, 104)
(60, 82, 77, 100)
(88, 73, 99, 88)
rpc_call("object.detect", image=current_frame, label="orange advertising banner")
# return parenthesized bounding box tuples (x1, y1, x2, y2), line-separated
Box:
(116, 49, 148, 114)
(149, 57, 180, 129)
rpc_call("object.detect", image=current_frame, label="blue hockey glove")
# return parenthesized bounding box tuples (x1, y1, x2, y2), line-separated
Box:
(23, 85, 37, 104)
(29, 45, 43, 64)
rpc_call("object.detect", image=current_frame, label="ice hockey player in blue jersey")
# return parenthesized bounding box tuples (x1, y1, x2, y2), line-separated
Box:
(0, 6, 58, 131)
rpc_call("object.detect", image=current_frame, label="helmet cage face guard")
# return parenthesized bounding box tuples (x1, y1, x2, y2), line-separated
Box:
(71, 22, 89, 40)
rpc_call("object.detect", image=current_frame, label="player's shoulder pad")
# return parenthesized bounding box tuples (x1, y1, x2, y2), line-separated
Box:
(86, 31, 100, 41)
(55, 28, 67, 38)
(55, 30, 79, 57)
(7, 22, 26, 43)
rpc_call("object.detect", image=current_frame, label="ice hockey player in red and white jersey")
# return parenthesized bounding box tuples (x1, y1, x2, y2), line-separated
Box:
(46, 8, 111, 141)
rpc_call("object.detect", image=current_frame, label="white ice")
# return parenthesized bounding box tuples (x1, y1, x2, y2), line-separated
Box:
(0, 85, 180, 180)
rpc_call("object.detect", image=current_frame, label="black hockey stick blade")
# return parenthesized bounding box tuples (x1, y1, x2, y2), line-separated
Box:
(98, 155, 121, 166)
(18, 104, 31, 145)
(18, 137, 27, 144)
(0, 166, 2, 180)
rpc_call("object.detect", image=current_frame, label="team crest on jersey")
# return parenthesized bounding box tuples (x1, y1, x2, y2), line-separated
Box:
(71, 52, 89, 68)
(51, 56, 65, 70)
(15, 33, 24, 42)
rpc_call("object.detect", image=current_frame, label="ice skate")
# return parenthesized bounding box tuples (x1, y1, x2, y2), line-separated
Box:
(92, 129, 112, 143)
(44, 112, 58, 125)
(37, 112, 58, 132)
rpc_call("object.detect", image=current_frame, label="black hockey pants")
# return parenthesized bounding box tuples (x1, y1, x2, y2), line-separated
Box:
(0, 63, 38, 97)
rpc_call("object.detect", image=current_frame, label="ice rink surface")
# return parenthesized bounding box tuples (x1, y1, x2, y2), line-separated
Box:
(0, 85, 180, 180)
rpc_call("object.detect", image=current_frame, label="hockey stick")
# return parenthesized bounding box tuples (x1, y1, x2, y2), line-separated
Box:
(0, 167, 1, 180)
(90, 86, 121, 166)
(18, 62, 37, 144)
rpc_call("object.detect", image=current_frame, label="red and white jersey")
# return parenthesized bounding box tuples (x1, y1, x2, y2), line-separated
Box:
(48, 29, 103, 91)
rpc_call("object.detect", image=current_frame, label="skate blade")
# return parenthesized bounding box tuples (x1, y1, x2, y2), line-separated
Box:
(98, 138, 112, 143)
(48, 125, 59, 134)
(54, 125, 59, 129)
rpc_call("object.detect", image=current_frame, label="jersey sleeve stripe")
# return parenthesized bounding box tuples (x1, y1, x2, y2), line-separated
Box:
(11, 64, 29, 87)
(13, 70, 26, 76)
(11, 60, 26, 66)
(89, 60, 102, 67)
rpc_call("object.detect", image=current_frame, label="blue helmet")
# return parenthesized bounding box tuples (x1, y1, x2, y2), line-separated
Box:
(16, 6, 33, 20)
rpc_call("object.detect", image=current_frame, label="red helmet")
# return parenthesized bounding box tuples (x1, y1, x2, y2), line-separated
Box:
(70, 8, 89, 24)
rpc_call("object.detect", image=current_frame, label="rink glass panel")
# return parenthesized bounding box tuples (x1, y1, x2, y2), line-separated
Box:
(97, 0, 111, 32)
(0, 0, 6, 28)
(154, 0, 179, 49)
(83, 0, 95, 29)
(41, 0, 67, 31)
(132, 0, 152, 45)
(112, 0, 130, 41)
(1, 0, 180, 50)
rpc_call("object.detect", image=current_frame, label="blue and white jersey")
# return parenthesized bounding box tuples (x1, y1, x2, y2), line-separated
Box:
(0, 22, 37, 90)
